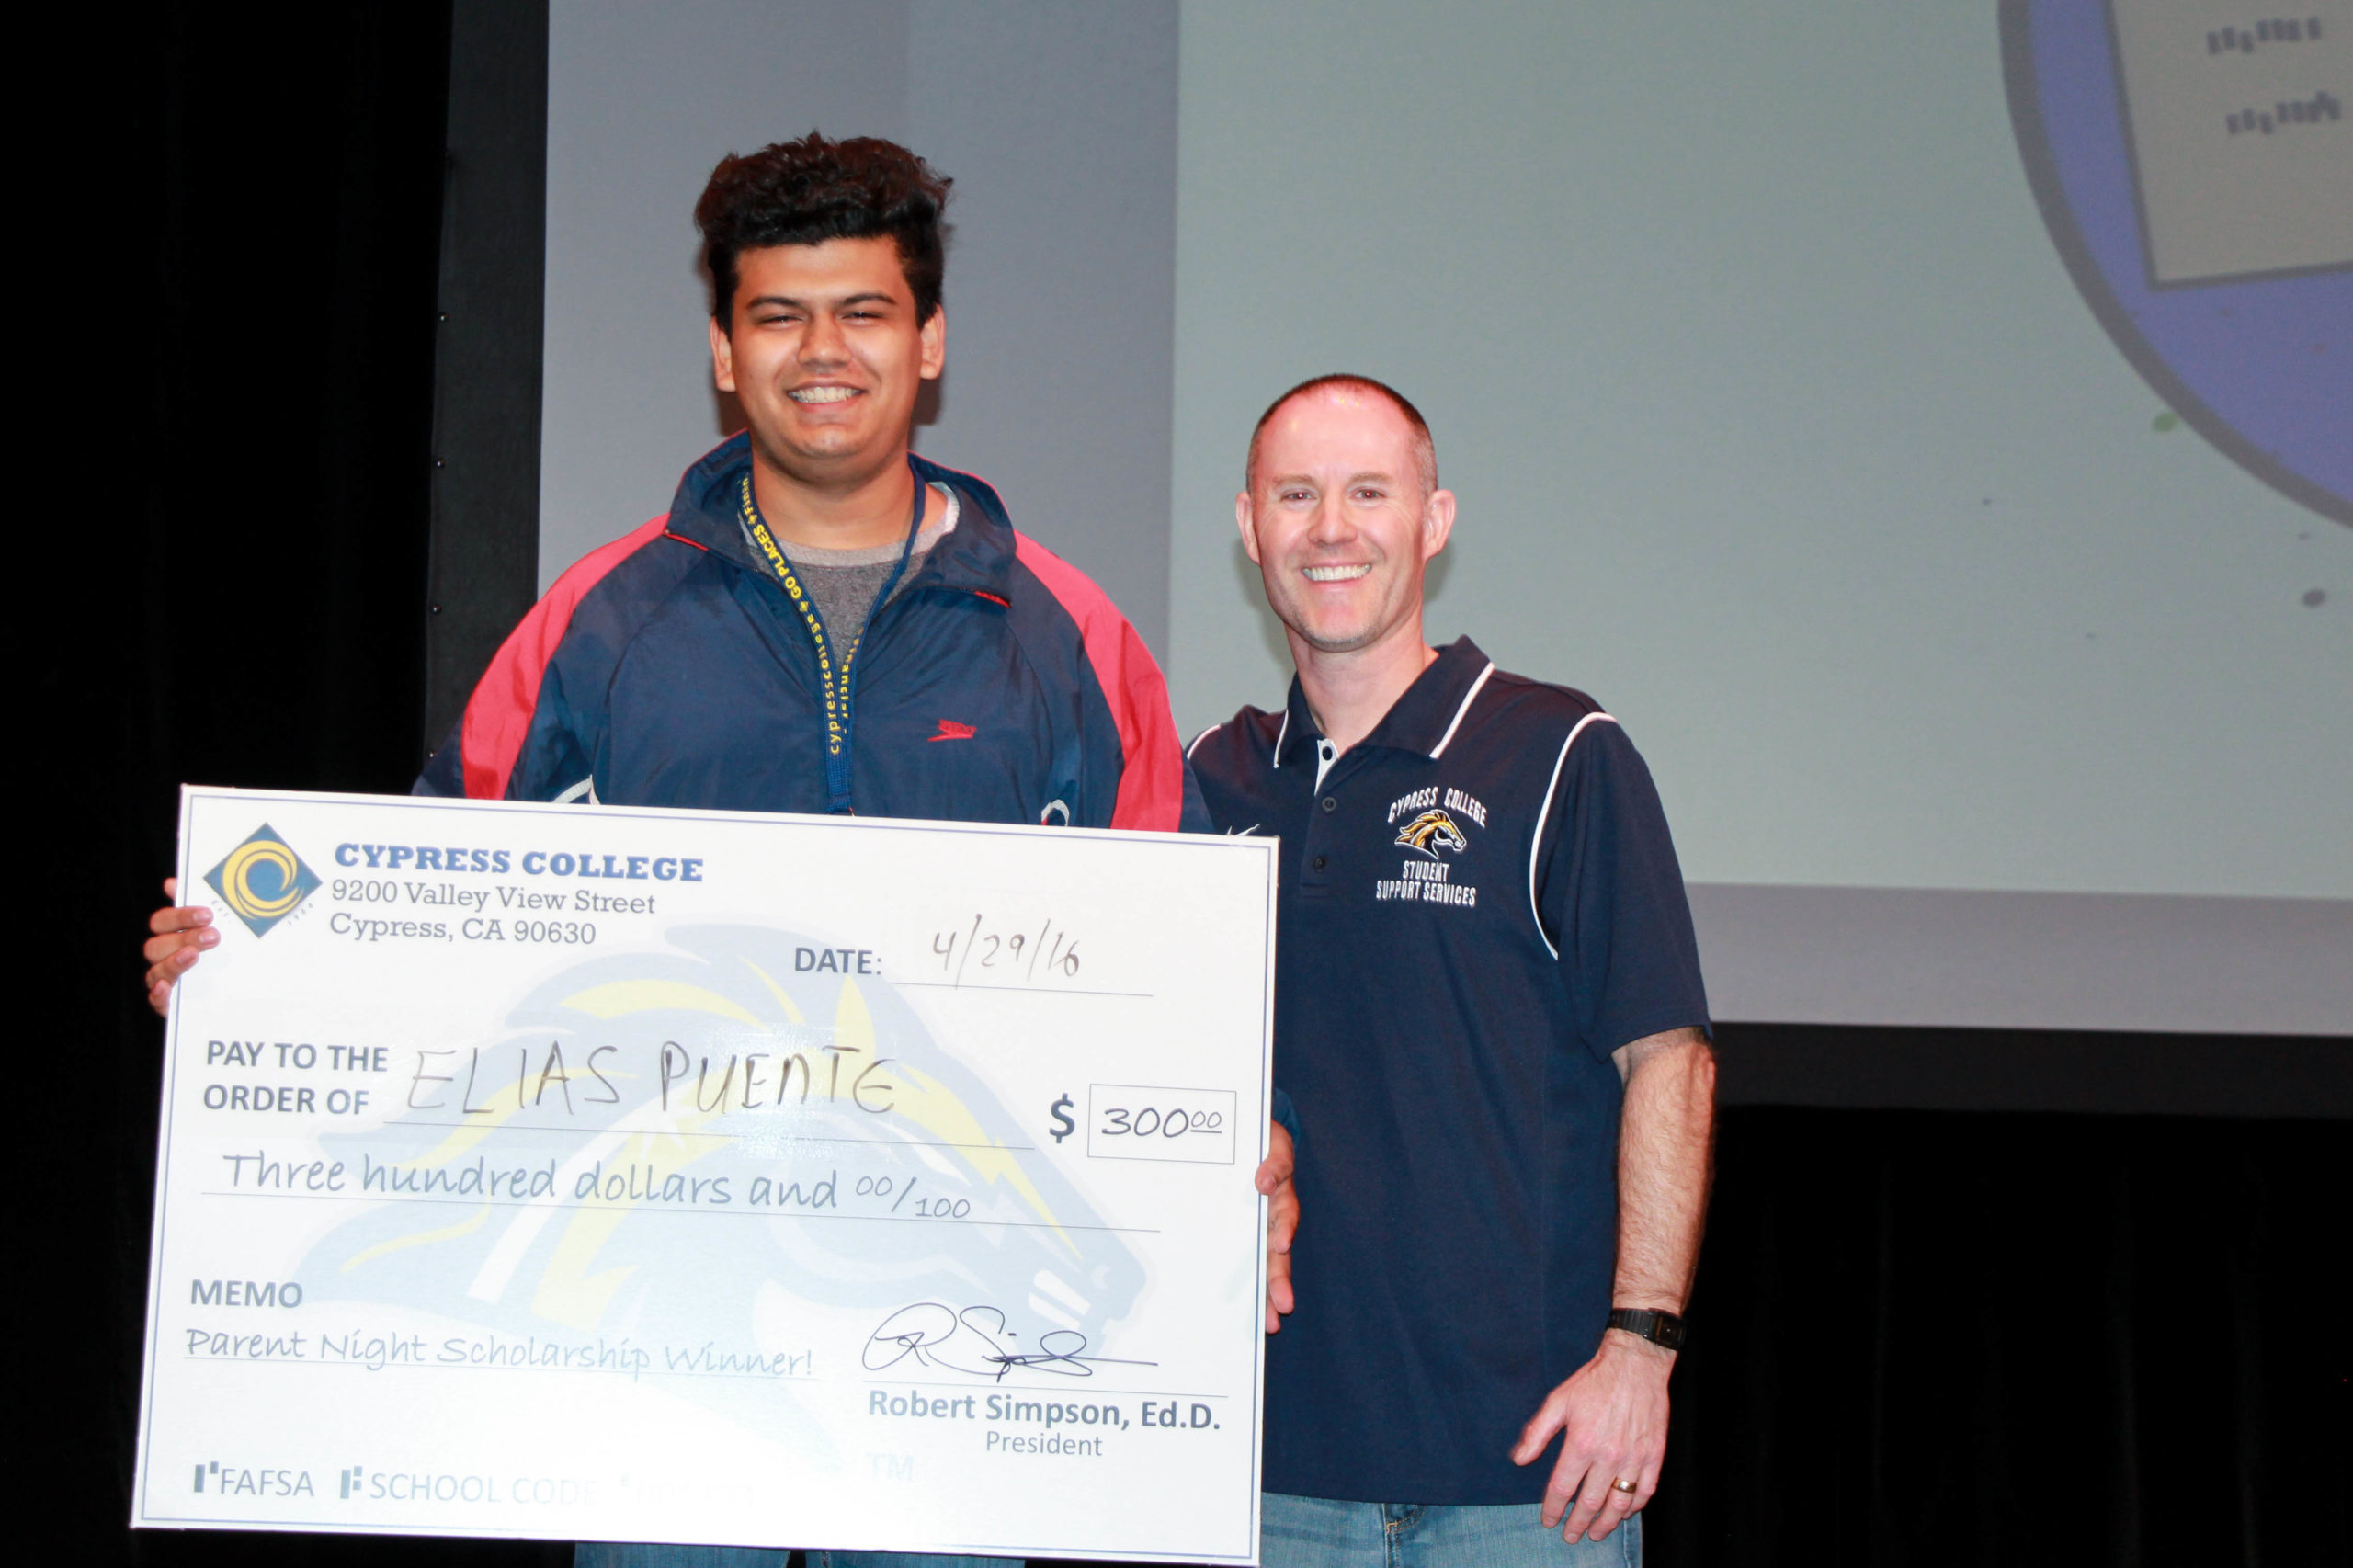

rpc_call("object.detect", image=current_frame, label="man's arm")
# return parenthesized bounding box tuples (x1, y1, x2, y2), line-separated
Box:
(1511, 1025, 1715, 1541)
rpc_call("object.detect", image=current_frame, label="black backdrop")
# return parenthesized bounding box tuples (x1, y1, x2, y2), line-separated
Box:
(37, 7, 2345, 1565)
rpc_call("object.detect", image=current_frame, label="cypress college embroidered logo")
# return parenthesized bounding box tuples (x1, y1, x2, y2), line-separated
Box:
(204, 824, 322, 937)
(1394, 809, 1468, 858)
(1379, 789, 1485, 908)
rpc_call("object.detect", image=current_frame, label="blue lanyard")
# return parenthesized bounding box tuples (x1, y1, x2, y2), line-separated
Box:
(736, 469, 925, 812)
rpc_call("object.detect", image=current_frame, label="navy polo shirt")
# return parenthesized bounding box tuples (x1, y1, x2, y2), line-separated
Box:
(1188, 637, 1710, 1504)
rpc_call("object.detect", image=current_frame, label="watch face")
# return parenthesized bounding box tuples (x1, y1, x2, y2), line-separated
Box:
(2003, 0, 2353, 529)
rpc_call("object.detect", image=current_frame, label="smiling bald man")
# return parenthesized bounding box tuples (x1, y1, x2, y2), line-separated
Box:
(1188, 375, 1717, 1568)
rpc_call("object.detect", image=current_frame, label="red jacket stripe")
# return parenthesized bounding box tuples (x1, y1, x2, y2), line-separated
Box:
(460, 517, 673, 800)
(1012, 534, 1185, 832)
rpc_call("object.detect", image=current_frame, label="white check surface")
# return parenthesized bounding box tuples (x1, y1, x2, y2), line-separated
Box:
(136, 788, 1278, 1562)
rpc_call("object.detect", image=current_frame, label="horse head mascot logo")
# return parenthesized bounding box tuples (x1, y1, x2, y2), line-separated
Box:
(1394, 809, 1469, 859)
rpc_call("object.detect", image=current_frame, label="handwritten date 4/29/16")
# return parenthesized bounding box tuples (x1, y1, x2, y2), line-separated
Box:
(926, 915, 1082, 988)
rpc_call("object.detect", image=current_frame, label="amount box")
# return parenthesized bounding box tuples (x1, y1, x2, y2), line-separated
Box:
(1086, 1084, 1237, 1165)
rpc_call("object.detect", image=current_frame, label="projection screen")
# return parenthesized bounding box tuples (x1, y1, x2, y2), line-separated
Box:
(537, 1, 2350, 1036)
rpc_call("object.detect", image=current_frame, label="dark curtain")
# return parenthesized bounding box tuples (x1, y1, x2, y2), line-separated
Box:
(1648, 1108, 2348, 1566)
(33, 7, 2347, 1566)
(32, 5, 527, 1563)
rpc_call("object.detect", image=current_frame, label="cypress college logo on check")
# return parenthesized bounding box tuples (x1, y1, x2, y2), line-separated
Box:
(138, 786, 1279, 1562)
(202, 824, 321, 937)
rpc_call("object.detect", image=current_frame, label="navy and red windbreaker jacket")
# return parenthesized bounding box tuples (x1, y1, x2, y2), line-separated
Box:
(415, 433, 1193, 831)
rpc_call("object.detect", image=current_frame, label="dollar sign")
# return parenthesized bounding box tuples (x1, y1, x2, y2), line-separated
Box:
(1048, 1094, 1075, 1144)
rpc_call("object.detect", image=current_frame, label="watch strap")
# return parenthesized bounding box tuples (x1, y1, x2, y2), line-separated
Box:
(1607, 1306, 1687, 1351)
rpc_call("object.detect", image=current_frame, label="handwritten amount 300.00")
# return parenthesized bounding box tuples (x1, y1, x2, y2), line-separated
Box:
(1097, 1105, 1223, 1141)
(1085, 1085, 1239, 1165)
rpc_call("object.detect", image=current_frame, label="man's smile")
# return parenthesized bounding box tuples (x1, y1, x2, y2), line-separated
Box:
(787, 385, 862, 403)
(1302, 563, 1372, 583)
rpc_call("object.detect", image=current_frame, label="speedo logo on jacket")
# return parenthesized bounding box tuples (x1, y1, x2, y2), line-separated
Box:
(416, 435, 1186, 832)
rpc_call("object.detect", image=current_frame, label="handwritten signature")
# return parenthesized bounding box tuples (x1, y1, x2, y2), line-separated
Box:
(859, 1303, 1154, 1381)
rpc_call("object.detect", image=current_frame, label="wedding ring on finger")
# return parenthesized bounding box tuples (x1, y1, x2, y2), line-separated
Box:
(1609, 1478, 1638, 1495)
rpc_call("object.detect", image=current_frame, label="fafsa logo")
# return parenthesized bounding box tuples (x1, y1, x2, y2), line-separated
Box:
(204, 824, 321, 937)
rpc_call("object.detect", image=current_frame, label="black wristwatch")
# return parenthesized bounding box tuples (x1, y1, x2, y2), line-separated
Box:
(1607, 1307, 1687, 1352)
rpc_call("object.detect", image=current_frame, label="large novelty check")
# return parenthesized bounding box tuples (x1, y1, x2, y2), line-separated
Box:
(136, 787, 1279, 1562)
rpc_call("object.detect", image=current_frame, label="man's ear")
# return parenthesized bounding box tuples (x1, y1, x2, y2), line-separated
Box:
(709, 316, 737, 393)
(1235, 492, 1262, 566)
(919, 305, 947, 380)
(1421, 488, 1457, 562)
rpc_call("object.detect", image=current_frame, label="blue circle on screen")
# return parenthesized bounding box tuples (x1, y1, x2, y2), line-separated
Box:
(2002, 0, 2351, 528)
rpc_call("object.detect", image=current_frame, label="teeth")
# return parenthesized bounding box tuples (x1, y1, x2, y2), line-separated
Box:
(1303, 564, 1371, 583)
(789, 386, 858, 403)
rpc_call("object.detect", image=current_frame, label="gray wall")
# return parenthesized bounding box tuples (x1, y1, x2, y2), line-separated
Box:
(540, 0, 1176, 653)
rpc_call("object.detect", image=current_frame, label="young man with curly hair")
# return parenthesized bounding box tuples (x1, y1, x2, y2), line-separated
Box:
(147, 134, 1199, 999)
(419, 132, 1192, 829)
(142, 132, 1297, 1568)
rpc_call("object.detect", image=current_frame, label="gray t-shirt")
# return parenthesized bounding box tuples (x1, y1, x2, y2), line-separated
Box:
(745, 484, 959, 653)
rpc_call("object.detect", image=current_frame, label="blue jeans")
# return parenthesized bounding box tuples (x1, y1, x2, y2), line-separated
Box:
(574, 1550, 1002, 1568)
(1260, 1492, 1642, 1568)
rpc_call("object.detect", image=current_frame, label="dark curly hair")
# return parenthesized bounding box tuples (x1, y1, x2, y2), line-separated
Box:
(695, 131, 952, 325)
